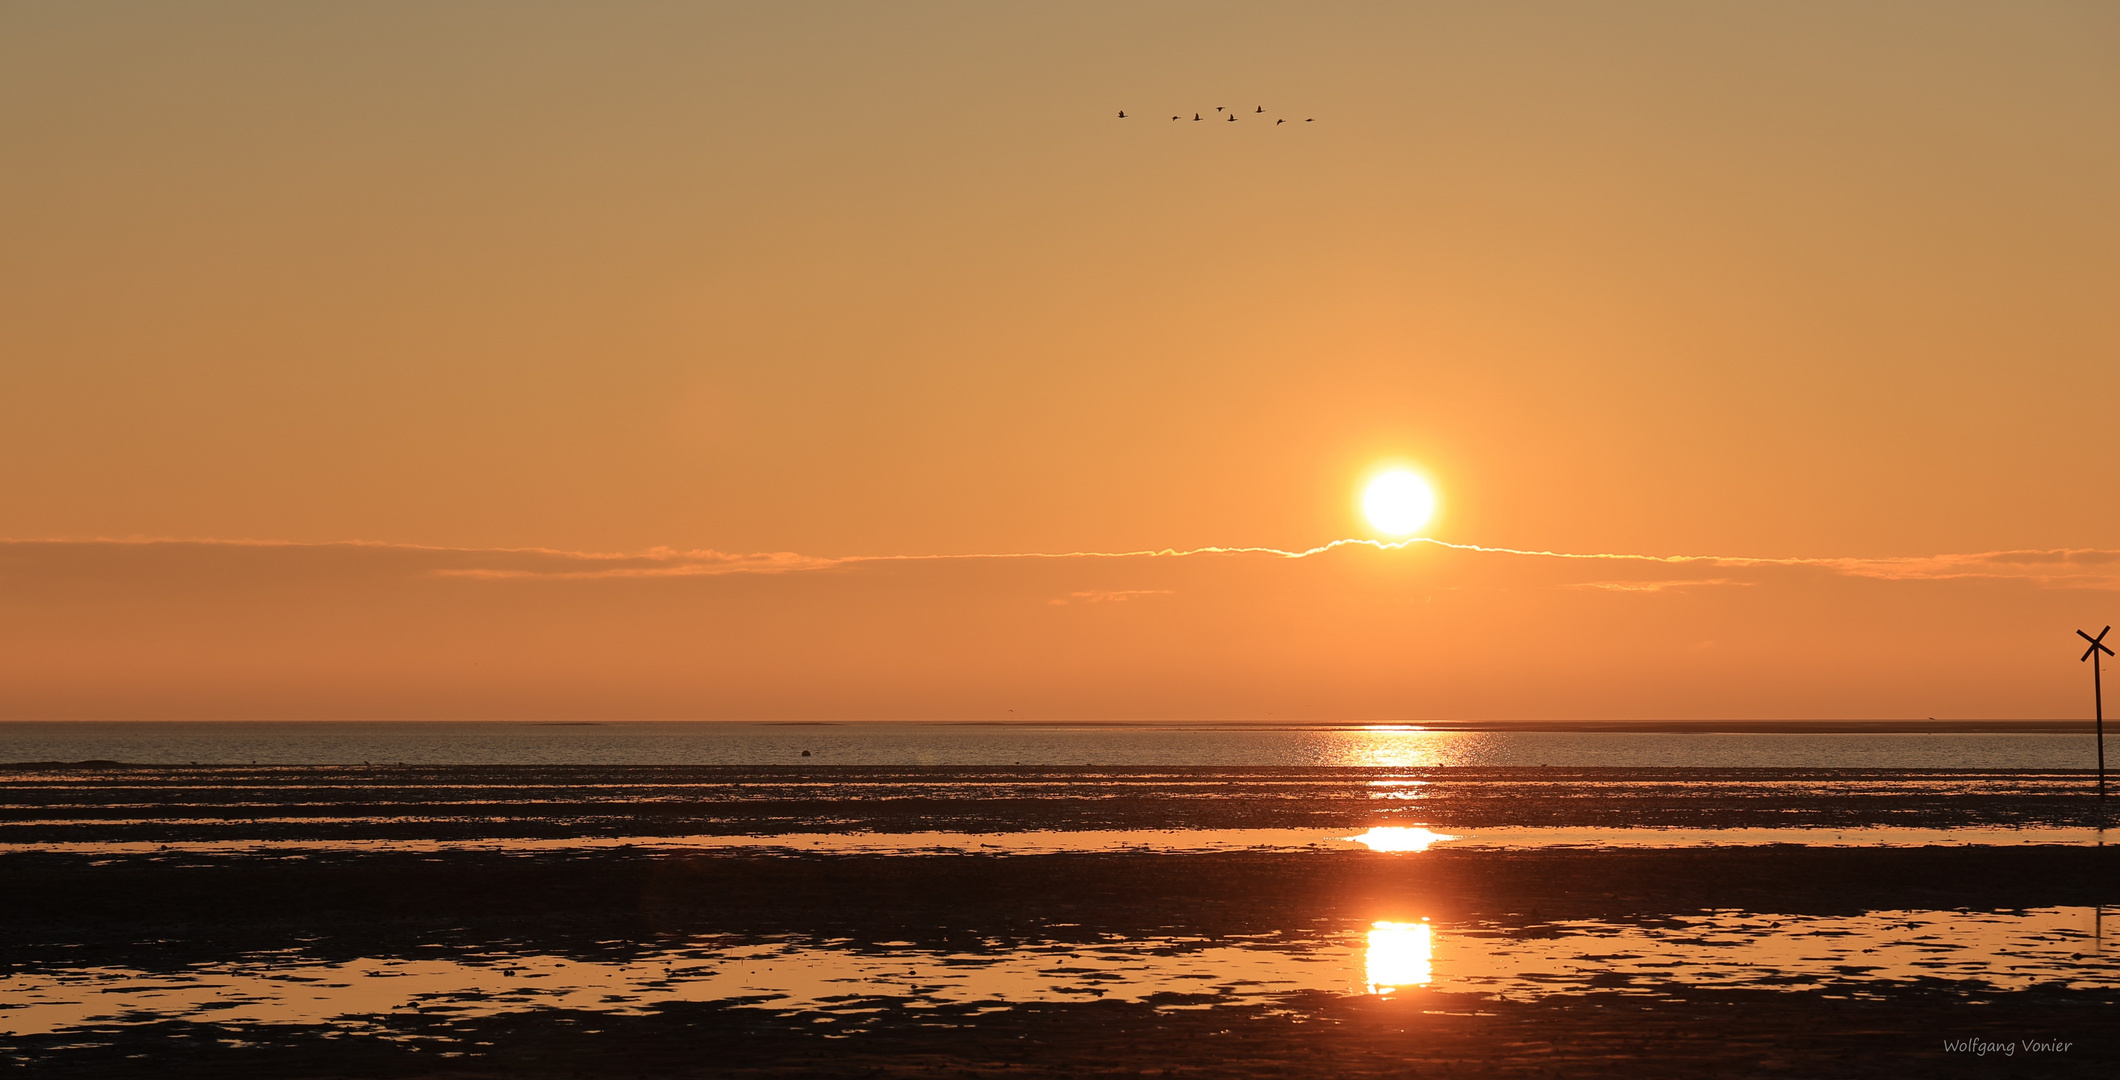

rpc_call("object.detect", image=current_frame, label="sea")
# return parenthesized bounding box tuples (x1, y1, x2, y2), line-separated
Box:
(0, 720, 2101, 769)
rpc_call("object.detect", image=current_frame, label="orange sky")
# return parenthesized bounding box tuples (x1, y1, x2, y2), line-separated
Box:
(1, 3, 2115, 720)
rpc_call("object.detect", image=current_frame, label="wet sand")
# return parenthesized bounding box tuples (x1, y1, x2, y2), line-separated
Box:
(3, 765, 2111, 845)
(4, 767, 2115, 1077)
(8, 988, 2110, 1079)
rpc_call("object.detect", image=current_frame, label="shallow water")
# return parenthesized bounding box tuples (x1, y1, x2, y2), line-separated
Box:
(9, 823, 2112, 857)
(1, 721, 2101, 769)
(5, 907, 2110, 1039)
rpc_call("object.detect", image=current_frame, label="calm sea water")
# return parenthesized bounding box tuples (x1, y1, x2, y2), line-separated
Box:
(0, 721, 2099, 769)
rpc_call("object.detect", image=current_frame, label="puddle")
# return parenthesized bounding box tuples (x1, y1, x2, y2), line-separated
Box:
(3, 907, 2112, 1038)
(1344, 825, 2113, 851)
(0, 941, 1338, 1036)
(5, 823, 2108, 857)
(1423, 906, 2116, 997)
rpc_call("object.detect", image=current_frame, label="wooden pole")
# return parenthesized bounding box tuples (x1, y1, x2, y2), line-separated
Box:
(2098, 646, 2106, 796)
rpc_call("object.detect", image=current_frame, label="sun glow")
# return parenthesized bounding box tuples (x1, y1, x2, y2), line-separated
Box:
(1346, 826, 1457, 852)
(1364, 920, 1434, 994)
(1362, 470, 1436, 536)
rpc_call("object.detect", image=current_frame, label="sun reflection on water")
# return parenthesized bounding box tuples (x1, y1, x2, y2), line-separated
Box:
(1347, 725, 1442, 768)
(1346, 826, 1457, 852)
(1365, 920, 1433, 995)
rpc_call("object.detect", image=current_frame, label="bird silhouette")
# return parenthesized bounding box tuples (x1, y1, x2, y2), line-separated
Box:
(1117, 110, 1126, 118)
(1170, 115, 1180, 120)
(1215, 106, 1225, 112)
(1305, 118, 1315, 122)
(1193, 113, 1201, 121)
(1275, 118, 1285, 125)
(1255, 105, 1264, 113)
(1226, 114, 1236, 122)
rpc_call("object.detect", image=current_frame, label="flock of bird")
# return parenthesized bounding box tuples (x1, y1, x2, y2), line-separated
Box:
(1117, 105, 1314, 125)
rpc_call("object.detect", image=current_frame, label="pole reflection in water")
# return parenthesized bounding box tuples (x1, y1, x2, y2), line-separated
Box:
(1365, 919, 1433, 995)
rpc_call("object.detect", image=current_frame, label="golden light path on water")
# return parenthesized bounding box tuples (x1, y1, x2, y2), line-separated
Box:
(1344, 826, 1457, 852)
(1341, 724, 1451, 769)
(1365, 920, 1434, 995)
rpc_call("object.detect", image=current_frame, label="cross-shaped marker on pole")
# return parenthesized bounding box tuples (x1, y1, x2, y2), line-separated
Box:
(2079, 625, 2112, 795)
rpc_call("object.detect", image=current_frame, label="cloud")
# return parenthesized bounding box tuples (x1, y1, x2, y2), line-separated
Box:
(6, 536, 2120, 589)
(431, 545, 837, 578)
(1396, 540, 2120, 589)
(1048, 589, 1177, 606)
(1, 534, 2110, 720)
(0, 537, 837, 580)
(1565, 578, 1752, 593)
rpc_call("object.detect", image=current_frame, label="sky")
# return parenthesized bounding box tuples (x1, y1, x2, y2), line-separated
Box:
(2, 1, 2115, 720)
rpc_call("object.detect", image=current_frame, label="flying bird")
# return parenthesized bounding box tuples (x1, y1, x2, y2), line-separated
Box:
(1170, 115, 1180, 120)
(1275, 118, 1285, 125)
(1193, 113, 1202, 121)
(1117, 110, 1126, 118)
(1215, 106, 1225, 112)
(1306, 118, 1315, 122)
(1226, 114, 1236, 121)
(1255, 105, 1264, 113)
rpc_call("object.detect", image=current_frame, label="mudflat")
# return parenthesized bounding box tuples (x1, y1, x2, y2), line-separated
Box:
(2, 764, 2110, 843)
(3, 767, 2114, 1078)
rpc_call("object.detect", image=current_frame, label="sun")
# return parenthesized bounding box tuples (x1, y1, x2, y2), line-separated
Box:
(1362, 470, 1436, 536)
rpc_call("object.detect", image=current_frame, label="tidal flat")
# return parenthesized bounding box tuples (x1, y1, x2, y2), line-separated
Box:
(3, 765, 2115, 1077)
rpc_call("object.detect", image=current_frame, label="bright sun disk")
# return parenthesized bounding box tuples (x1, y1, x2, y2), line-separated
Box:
(1362, 470, 1436, 536)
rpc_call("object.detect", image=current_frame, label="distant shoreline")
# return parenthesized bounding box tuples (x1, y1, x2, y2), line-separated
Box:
(0, 718, 2095, 734)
